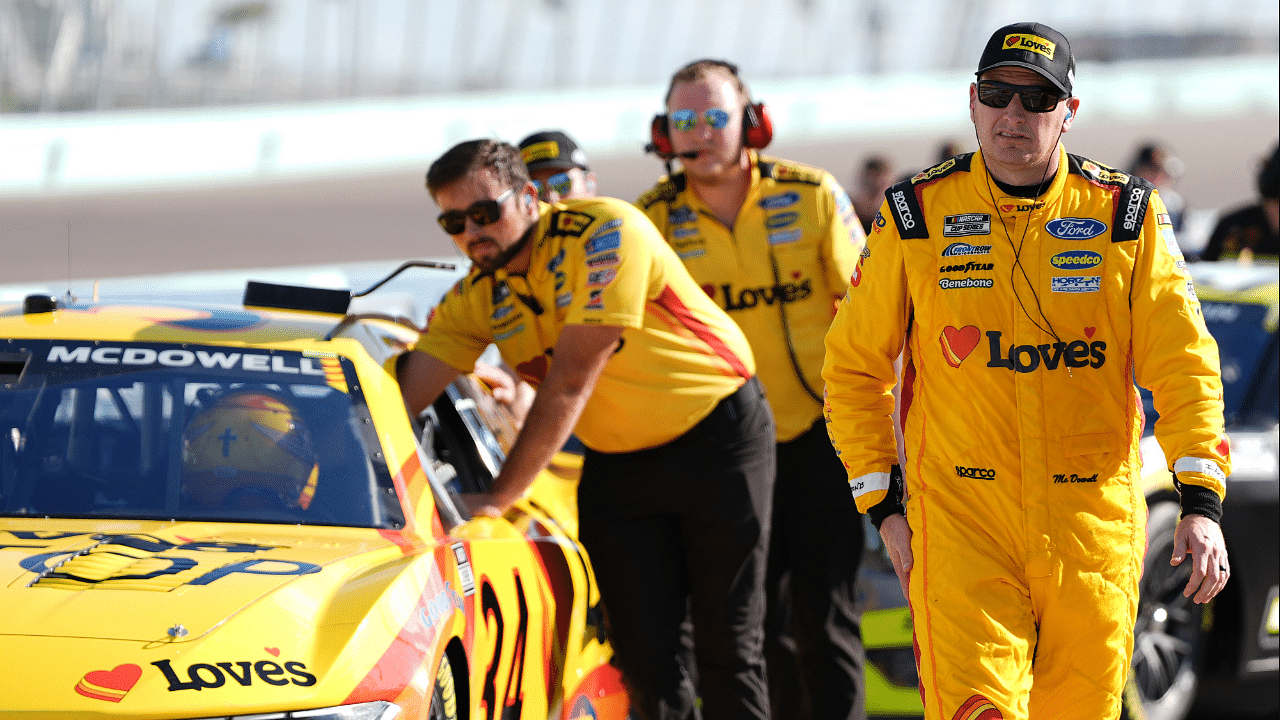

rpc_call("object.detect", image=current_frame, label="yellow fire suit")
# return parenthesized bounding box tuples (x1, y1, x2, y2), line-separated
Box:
(822, 147, 1231, 719)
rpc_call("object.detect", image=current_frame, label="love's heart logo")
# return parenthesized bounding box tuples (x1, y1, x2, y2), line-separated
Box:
(1084, 327, 1095, 338)
(940, 325, 980, 368)
(515, 355, 550, 385)
(1001, 204, 1015, 213)
(264, 647, 280, 657)
(75, 664, 141, 703)
(1005, 36, 1022, 48)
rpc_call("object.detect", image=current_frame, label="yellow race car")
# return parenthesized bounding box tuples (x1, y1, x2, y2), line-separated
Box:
(0, 271, 629, 719)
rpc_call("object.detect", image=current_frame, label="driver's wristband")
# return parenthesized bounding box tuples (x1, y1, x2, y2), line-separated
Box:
(866, 464, 905, 531)
(1174, 478, 1223, 524)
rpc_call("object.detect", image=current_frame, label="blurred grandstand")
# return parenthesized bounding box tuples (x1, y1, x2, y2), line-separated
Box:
(2, 0, 1278, 113)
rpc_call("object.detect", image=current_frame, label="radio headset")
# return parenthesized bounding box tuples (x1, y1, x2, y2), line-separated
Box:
(644, 59, 774, 175)
(974, 107, 1071, 373)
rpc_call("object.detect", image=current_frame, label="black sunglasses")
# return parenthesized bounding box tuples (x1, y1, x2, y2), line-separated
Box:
(437, 188, 515, 235)
(977, 79, 1067, 113)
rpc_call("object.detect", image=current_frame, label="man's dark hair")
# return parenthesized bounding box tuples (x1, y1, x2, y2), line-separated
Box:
(426, 139, 531, 196)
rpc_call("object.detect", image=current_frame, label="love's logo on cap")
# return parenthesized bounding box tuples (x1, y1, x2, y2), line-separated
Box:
(1003, 33, 1055, 60)
(520, 141, 560, 164)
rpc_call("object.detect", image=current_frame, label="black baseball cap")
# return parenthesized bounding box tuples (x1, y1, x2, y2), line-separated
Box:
(976, 22, 1075, 96)
(518, 131, 589, 173)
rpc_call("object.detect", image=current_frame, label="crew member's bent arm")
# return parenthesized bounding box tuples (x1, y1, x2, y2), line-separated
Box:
(471, 323, 624, 516)
(401, 350, 464, 417)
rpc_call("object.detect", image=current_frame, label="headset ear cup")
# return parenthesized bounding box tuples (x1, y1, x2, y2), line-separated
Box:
(650, 114, 673, 156)
(742, 102, 773, 149)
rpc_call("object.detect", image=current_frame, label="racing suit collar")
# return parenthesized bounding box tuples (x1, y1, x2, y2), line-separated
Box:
(973, 144, 1070, 212)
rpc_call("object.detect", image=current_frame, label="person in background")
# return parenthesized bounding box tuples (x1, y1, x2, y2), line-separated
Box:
(852, 155, 896, 235)
(1128, 141, 1187, 231)
(518, 130, 598, 203)
(637, 58, 867, 720)
(473, 130, 605, 429)
(1201, 144, 1279, 263)
(403, 139, 776, 720)
(824, 22, 1230, 719)
(934, 139, 964, 164)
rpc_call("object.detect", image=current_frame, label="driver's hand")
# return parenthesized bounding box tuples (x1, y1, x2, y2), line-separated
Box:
(1172, 513, 1229, 604)
(879, 513, 914, 600)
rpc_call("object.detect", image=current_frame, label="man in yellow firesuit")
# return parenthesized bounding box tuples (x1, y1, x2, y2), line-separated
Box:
(822, 22, 1231, 720)
(638, 59, 867, 720)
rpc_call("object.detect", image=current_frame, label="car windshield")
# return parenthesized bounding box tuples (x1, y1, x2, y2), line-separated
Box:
(0, 340, 403, 528)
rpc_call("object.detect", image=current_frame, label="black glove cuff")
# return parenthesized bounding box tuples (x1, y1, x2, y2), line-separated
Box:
(867, 464, 906, 531)
(1174, 478, 1223, 524)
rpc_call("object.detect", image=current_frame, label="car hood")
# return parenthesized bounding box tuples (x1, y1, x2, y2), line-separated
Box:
(0, 519, 406, 643)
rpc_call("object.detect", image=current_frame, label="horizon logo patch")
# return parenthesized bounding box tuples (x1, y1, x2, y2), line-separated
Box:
(1051, 276, 1101, 293)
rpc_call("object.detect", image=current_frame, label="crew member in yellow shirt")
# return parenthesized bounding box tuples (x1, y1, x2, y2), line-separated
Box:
(639, 59, 867, 720)
(402, 139, 776, 720)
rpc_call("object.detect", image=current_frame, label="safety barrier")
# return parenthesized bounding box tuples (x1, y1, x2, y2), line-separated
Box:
(0, 56, 1275, 197)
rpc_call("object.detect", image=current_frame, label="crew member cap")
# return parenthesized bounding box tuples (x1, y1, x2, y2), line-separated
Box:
(976, 21, 1075, 96)
(518, 130, 590, 172)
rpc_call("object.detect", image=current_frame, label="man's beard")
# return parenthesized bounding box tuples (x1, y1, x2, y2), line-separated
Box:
(471, 225, 536, 277)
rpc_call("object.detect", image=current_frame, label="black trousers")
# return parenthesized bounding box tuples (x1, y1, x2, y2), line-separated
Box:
(579, 377, 776, 720)
(764, 420, 866, 720)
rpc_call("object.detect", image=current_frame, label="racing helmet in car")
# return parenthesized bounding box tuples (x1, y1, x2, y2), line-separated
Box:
(182, 390, 319, 511)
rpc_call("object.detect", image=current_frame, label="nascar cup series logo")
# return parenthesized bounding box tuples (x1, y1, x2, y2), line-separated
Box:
(943, 214, 991, 237)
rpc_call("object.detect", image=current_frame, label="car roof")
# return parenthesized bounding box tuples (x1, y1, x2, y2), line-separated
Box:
(0, 298, 347, 345)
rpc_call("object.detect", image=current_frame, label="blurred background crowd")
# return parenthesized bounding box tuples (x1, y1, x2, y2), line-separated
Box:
(1, 0, 1276, 279)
